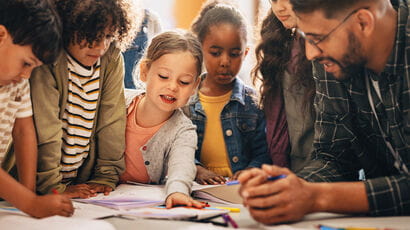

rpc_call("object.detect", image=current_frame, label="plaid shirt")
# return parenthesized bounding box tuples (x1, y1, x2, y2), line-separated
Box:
(298, 0, 410, 216)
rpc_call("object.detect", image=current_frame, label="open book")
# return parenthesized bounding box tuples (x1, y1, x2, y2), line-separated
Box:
(74, 184, 165, 210)
(191, 183, 242, 204)
(121, 206, 229, 220)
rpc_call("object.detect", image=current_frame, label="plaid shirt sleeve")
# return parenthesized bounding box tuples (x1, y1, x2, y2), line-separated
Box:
(297, 62, 410, 216)
(297, 64, 362, 183)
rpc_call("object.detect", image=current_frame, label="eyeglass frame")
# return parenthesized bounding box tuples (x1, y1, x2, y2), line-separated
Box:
(296, 7, 369, 53)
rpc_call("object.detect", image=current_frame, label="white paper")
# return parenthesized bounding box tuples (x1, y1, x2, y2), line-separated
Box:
(72, 201, 120, 219)
(0, 215, 116, 230)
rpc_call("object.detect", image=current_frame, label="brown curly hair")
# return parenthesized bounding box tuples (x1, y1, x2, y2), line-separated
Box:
(252, 10, 314, 113)
(54, 0, 140, 51)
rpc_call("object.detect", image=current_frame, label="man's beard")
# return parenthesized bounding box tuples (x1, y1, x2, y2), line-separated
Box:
(317, 31, 367, 81)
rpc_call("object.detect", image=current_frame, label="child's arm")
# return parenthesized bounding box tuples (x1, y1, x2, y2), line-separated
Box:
(30, 64, 69, 194)
(12, 116, 37, 192)
(0, 168, 74, 218)
(86, 48, 126, 189)
(164, 117, 201, 205)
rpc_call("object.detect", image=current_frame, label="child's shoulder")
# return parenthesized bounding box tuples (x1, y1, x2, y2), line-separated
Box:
(102, 45, 122, 61)
(124, 89, 145, 108)
(172, 109, 195, 126)
(234, 78, 258, 102)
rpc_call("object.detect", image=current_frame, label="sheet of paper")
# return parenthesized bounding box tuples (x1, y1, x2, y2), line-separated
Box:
(0, 202, 26, 216)
(72, 201, 121, 219)
(0, 215, 116, 230)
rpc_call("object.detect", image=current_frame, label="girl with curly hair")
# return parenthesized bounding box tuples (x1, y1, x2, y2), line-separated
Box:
(31, 0, 139, 198)
(252, 0, 315, 172)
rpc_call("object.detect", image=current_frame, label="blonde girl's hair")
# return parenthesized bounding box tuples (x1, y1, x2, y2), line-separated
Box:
(142, 30, 203, 77)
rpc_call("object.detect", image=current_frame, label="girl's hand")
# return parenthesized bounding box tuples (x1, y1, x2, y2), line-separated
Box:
(165, 192, 205, 209)
(87, 183, 113, 196)
(63, 184, 96, 198)
(230, 170, 244, 180)
(195, 165, 226, 185)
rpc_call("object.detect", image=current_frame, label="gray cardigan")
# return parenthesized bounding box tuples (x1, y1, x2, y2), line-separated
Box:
(125, 90, 197, 197)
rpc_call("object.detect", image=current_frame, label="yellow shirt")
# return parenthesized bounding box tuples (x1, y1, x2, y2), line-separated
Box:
(199, 90, 232, 177)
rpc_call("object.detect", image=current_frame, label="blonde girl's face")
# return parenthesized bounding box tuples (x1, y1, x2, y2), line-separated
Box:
(140, 51, 200, 113)
(270, 0, 297, 29)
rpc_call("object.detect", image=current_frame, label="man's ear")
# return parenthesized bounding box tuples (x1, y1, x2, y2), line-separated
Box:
(355, 9, 375, 37)
(139, 60, 149, 83)
(0, 25, 9, 47)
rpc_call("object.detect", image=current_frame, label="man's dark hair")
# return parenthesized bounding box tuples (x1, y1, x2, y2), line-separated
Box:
(290, 0, 369, 18)
(0, 0, 62, 64)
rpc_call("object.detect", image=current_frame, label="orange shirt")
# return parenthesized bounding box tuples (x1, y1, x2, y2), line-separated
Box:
(120, 96, 164, 183)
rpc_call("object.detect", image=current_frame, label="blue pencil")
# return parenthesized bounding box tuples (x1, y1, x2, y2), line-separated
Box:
(226, 174, 287, 186)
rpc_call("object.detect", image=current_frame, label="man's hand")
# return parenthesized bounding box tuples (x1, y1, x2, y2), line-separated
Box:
(238, 164, 316, 224)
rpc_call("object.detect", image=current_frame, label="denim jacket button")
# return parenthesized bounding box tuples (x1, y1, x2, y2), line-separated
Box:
(242, 123, 248, 130)
(225, 129, 233, 136)
(232, 156, 239, 163)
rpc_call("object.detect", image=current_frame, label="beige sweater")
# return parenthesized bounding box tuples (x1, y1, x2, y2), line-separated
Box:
(30, 45, 126, 194)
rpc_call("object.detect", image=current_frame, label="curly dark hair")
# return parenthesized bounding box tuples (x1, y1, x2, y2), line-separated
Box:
(54, 0, 139, 51)
(0, 0, 62, 64)
(252, 10, 314, 113)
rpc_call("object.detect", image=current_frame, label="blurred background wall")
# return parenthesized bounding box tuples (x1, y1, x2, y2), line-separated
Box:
(140, 0, 272, 86)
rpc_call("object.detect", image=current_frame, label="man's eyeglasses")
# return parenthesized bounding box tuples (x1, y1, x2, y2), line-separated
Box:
(296, 7, 368, 53)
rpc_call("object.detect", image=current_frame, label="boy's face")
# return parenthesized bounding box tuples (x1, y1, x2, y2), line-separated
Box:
(66, 28, 114, 67)
(0, 25, 42, 86)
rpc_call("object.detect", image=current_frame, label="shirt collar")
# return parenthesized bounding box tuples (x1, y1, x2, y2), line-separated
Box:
(381, 0, 407, 78)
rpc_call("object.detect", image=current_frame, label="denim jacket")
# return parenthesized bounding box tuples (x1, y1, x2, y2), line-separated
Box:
(186, 78, 271, 173)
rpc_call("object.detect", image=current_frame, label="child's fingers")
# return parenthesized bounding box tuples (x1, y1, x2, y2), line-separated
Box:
(212, 176, 226, 184)
(191, 200, 205, 208)
(103, 186, 112, 195)
(196, 178, 208, 185)
(165, 197, 173, 209)
(205, 178, 219, 185)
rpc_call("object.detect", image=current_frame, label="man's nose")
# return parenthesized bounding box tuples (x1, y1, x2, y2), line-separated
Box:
(305, 41, 322, 61)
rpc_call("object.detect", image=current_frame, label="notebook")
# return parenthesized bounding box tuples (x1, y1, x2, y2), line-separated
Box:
(191, 183, 242, 204)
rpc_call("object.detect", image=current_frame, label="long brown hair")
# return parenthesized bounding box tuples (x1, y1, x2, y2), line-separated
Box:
(252, 10, 314, 113)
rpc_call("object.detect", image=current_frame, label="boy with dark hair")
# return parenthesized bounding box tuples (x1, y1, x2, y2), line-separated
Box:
(239, 0, 410, 225)
(32, 0, 139, 198)
(0, 0, 73, 218)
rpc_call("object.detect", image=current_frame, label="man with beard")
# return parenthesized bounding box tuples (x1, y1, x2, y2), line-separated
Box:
(237, 0, 410, 225)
